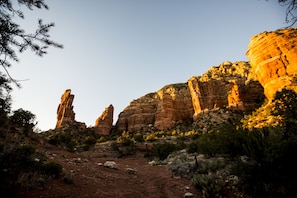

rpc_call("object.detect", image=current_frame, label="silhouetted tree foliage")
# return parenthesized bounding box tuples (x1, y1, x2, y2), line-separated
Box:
(278, 0, 297, 26)
(0, 0, 62, 129)
(272, 88, 297, 138)
(10, 108, 36, 134)
(0, 0, 63, 85)
(0, 74, 11, 123)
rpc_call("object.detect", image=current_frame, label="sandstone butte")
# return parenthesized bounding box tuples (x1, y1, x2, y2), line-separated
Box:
(246, 28, 297, 100)
(54, 28, 297, 134)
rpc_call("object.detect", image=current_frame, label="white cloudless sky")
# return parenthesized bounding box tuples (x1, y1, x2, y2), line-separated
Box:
(8, 0, 292, 130)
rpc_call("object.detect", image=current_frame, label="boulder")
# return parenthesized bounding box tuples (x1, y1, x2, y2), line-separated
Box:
(103, 161, 119, 169)
(246, 28, 297, 100)
(184, 192, 194, 198)
(125, 167, 137, 174)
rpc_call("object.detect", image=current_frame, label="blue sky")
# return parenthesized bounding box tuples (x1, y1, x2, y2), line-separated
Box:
(9, 0, 291, 130)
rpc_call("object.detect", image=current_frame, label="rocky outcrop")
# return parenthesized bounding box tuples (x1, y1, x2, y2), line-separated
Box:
(246, 28, 297, 100)
(55, 89, 87, 129)
(187, 62, 264, 120)
(56, 89, 76, 128)
(55, 29, 297, 133)
(116, 93, 157, 132)
(116, 83, 194, 132)
(116, 62, 265, 132)
(94, 105, 114, 135)
(154, 84, 194, 130)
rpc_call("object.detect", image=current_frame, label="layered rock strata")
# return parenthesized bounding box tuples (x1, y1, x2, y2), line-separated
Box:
(154, 84, 194, 130)
(116, 83, 194, 132)
(246, 28, 297, 100)
(187, 61, 264, 120)
(94, 104, 114, 135)
(56, 89, 76, 128)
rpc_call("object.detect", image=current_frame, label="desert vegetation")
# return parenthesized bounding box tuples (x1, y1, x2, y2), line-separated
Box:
(1, 0, 297, 197)
(2, 66, 297, 197)
(94, 88, 297, 197)
(172, 88, 297, 197)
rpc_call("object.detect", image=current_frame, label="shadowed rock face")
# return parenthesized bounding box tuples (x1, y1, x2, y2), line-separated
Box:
(246, 28, 297, 100)
(187, 62, 264, 120)
(115, 83, 194, 132)
(56, 89, 76, 128)
(94, 104, 114, 136)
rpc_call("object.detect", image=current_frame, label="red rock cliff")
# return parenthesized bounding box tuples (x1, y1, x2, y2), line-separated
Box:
(246, 28, 297, 100)
(187, 61, 264, 120)
(154, 84, 194, 130)
(116, 83, 194, 132)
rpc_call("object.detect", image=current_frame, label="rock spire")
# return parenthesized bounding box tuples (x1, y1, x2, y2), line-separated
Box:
(56, 89, 76, 128)
(94, 104, 114, 135)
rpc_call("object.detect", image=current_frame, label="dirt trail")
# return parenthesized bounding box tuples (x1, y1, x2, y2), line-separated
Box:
(16, 147, 200, 198)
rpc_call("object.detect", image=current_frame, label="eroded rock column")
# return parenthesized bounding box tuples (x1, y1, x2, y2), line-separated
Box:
(56, 89, 75, 128)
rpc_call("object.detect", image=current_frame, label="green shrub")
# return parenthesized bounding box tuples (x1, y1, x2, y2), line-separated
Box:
(134, 133, 144, 142)
(118, 136, 134, 146)
(42, 162, 62, 177)
(48, 136, 58, 145)
(145, 133, 157, 142)
(15, 145, 36, 158)
(16, 172, 46, 188)
(84, 135, 97, 145)
(153, 142, 178, 160)
(0, 145, 37, 170)
(191, 173, 222, 198)
(110, 141, 120, 151)
(10, 108, 36, 134)
(82, 135, 97, 150)
(48, 133, 78, 152)
(195, 158, 226, 175)
(232, 131, 297, 197)
(189, 122, 251, 157)
(15, 145, 37, 167)
(97, 136, 106, 143)
(195, 133, 220, 157)
(187, 140, 199, 153)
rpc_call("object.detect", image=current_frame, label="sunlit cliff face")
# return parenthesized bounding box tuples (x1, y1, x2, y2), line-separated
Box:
(246, 28, 297, 100)
(187, 61, 264, 121)
(56, 89, 75, 128)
